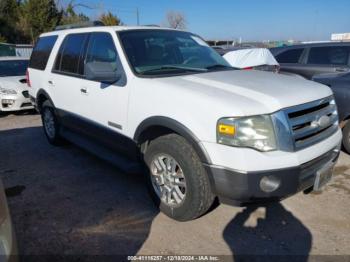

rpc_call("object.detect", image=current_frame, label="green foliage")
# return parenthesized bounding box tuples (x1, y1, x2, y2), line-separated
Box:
(23, 0, 62, 41)
(100, 12, 121, 26)
(0, 34, 7, 43)
(0, 0, 123, 44)
(60, 2, 89, 25)
(0, 0, 20, 42)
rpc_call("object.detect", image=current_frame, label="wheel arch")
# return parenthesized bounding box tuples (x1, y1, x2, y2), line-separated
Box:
(134, 116, 212, 165)
(36, 89, 55, 112)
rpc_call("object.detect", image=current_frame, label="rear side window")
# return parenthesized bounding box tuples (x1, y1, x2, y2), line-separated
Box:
(54, 33, 89, 75)
(275, 48, 304, 63)
(308, 46, 350, 66)
(29, 35, 58, 70)
(86, 33, 118, 69)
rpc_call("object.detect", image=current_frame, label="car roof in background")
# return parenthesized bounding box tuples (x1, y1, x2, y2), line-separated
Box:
(0, 56, 29, 61)
(271, 41, 350, 51)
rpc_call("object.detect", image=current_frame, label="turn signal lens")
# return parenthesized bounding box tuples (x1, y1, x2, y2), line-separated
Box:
(218, 124, 235, 136)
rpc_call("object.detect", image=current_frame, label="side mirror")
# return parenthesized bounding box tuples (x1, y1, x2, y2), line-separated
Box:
(85, 62, 121, 84)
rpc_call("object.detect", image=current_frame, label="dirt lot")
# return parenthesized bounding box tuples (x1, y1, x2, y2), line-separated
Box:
(1, 112, 350, 261)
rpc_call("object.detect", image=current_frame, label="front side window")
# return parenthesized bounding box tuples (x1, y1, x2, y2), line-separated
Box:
(86, 33, 118, 70)
(55, 33, 89, 75)
(118, 30, 232, 76)
(308, 46, 350, 66)
(29, 35, 58, 70)
(275, 48, 304, 64)
(0, 60, 29, 77)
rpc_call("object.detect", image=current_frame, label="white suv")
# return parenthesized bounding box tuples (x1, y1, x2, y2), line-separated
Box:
(27, 24, 342, 221)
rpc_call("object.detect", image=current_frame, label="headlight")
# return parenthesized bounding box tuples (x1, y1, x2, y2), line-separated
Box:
(217, 115, 277, 152)
(0, 87, 17, 95)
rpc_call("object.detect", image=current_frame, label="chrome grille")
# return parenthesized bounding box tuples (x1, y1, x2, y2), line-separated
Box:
(285, 96, 338, 151)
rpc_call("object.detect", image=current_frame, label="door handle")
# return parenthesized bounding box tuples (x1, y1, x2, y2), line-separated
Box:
(80, 88, 88, 94)
(335, 67, 347, 72)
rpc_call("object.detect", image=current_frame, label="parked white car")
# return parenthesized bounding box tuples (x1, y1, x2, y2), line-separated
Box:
(223, 48, 279, 71)
(0, 57, 33, 112)
(28, 24, 341, 221)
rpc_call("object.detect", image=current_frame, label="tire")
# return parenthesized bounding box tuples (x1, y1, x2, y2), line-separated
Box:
(144, 134, 215, 221)
(40, 100, 64, 146)
(342, 121, 350, 154)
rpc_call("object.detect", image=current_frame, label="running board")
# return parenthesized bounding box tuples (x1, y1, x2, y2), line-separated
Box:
(60, 128, 143, 174)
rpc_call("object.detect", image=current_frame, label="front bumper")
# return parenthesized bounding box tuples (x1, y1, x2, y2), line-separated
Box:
(205, 147, 340, 205)
(0, 92, 33, 112)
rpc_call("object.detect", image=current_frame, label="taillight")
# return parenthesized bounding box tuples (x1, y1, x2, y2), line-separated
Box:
(243, 67, 253, 70)
(26, 69, 31, 87)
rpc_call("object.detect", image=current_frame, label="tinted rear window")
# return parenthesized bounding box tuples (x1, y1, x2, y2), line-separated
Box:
(0, 60, 29, 77)
(275, 48, 304, 63)
(308, 46, 350, 65)
(29, 35, 58, 70)
(54, 33, 88, 75)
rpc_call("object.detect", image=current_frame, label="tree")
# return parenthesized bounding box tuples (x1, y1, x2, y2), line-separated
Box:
(0, 0, 20, 42)
(60, 1, 90, 25)
(165, 11, 187, 29)
(22, 0, 62, 43)
(0, 34, 7, 43)
(99, 11, 121, 26)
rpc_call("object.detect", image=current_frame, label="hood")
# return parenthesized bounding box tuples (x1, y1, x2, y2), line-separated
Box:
(153, 70, 333, 116)
(0, 76, 28, 92)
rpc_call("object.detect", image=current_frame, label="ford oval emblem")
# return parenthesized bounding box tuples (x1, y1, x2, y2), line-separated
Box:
(311, 115, 331, 129)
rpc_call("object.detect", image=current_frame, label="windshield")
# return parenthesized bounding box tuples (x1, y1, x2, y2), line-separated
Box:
(118, 30, 233, 76)
(0, 60, 29, 77)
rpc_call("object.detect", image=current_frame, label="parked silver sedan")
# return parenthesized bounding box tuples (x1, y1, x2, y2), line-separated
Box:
(0, 179, 17, 262)
(0, 57, 33, 112)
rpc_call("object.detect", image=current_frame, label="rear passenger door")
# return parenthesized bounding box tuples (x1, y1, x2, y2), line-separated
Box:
(50, 33, 90, 129)
(305, 46, 350, 78)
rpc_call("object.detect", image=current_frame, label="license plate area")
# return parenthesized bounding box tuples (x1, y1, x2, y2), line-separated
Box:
(314, 162, 335, 191)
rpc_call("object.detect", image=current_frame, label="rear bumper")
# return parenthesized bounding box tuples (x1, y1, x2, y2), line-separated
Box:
(205, 147, 340, 205)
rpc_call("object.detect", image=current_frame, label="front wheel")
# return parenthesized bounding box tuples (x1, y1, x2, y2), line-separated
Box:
(144, 134, 214, 221)
(342, 121, 350, 154)
(41, 101, 64, 146)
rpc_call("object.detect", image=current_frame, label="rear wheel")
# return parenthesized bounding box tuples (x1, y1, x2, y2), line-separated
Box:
(144, 134, 214, 221)
(342, 121, 350, 154)
(41, 101, 64, 146)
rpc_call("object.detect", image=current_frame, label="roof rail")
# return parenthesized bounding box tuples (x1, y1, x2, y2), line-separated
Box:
(54, 21, 105, 31)
(142, 24, 160, 27)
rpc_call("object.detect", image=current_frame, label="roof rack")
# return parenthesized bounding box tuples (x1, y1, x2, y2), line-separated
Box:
(54, 21, 105, 31)
(142, 24, 160, 27)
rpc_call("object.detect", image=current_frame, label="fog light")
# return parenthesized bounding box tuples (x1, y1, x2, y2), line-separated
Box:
(2, 99, 15, 105)
(260, 175, 281, 193)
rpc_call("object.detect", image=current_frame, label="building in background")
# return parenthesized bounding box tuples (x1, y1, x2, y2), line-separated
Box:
(0, 43, 33, 57)
(331, 33, 350, 42)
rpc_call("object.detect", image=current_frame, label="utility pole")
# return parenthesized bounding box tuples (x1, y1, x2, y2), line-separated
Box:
(136, 8, 140, 25)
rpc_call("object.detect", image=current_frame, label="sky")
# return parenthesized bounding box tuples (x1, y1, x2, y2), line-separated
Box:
(78, 0, 350, 42)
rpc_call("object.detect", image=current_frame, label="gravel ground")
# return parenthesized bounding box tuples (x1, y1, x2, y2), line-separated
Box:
(0, 111, 350, 261)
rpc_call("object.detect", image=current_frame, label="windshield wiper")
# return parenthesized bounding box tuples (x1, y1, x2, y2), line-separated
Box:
(206, 64, 235, 70)
(139, 65, 208, 75)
